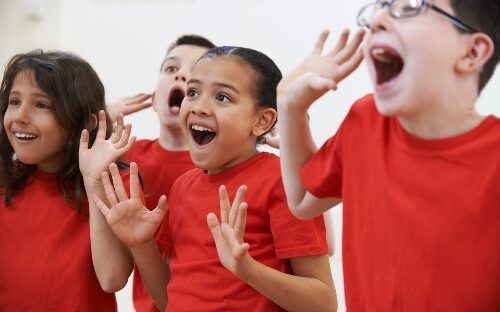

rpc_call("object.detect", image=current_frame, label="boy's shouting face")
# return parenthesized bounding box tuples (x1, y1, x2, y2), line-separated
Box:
(361, 0, 481, 118)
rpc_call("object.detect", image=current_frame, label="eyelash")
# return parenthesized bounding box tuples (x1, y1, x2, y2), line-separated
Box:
(185, 89, 232, 103)
(35, 102, 50, 109)
(164, 66, 178, 73)
(186, 89, 198, 98)
(8, 98, 20, 106)
(215, 94, 230, 102)
(7, 99, 50, 109)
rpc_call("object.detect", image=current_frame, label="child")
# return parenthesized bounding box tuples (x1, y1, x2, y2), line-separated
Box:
(125, 34, 215, 216)
(112, 34, 215, 312)
(277, 0, 500, 311)
(92, 46, 337, 311)
(0, 50, 131, 311)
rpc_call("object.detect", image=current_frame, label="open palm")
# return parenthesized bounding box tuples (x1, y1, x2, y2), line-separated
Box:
(92, 162, 167, 248)
(277, 29, 366, 113)
(207, 185, 251, 277)
(79, 110, 135, 183)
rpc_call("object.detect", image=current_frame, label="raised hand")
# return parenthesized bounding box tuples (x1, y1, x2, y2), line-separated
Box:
(277, 29, 366, 113)
(207, 185, 251, 278)
(92, 162, 167, 248)
(79, 110, 135, 183)
(107, 93, 153, 123)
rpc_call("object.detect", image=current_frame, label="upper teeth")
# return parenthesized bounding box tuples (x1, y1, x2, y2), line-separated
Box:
(371, 48, 395, 64)
(15, 132, 36, 139)
(191, 125, 213, 132)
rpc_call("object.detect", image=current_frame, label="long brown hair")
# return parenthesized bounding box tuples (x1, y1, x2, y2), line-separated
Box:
(0, 50, 125, 213)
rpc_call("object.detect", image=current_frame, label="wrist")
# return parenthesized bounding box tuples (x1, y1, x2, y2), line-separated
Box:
(83, 176, 103, 189)
(234, 254, 257, 282)
(130, 240, 158, 256)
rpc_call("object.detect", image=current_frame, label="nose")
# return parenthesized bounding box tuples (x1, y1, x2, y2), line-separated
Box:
(174, 67, 188, 82)
(189, 98, 211, 116)
(13, 103, 30, 124)
(369, 4, 392, 33)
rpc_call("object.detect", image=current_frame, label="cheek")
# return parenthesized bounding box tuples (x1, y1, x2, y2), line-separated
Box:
(179, 104, 189, 127)
(179, 101, 188, 117)
(3, 110, 13, 126)
(154, 79, 170, 100)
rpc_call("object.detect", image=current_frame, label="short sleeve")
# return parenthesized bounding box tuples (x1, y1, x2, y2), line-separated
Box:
(155, 210, 172, 258)
(268, 179, 328, 259)
(301, 127, 344, 199)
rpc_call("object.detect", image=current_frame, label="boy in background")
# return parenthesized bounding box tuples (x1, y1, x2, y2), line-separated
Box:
(111, 34, 215, 312)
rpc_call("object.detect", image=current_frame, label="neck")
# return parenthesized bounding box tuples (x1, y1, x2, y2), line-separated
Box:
(398, 83, 484, 139)
(206, 148, 259, 175)
(158, 127, 188, 151)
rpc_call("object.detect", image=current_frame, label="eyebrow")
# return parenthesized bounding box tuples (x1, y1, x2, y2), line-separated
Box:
(163, 56, 180, 62)
(187, 78, 240, 95)
(9, 90, 49, 98)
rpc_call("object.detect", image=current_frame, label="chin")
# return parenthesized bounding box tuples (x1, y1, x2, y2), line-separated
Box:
(374, 97, 401, 117)
(165, 122, 182, 131)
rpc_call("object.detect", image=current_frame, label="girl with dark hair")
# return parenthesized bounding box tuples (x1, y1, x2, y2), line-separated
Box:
(0, 50, 132, 311)
(92, 46, 337, 311)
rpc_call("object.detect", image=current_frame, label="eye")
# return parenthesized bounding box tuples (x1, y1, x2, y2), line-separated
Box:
(164, 66, 178, 74)
(391, 0, 421, 17)
(35, 101, 51, 109)
(215, 93, 230, 102)
(186, 89, 198, 98)
(8, 98, 20, 106)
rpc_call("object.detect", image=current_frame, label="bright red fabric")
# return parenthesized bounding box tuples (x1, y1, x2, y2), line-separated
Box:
(157, 152, 328, 311)
(0, 170, 117, 311)
(301, 94, 500, 311)
(126, 139, 194, 312)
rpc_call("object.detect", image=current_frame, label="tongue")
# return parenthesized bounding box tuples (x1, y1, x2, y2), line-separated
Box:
(169, 106, 180, 114)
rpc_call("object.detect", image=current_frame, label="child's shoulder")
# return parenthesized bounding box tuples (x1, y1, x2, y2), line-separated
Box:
(343, 93, 384, 126)
(130, 138, 158, 152)
(349, 93, 377, 115)
(252, 152, 280, 169)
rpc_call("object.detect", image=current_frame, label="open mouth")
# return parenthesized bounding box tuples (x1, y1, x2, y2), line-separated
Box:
(169, 88, 185, 108)
(190, 124, 216, 146)
(14, 132, 37, 141)
(371, 47, 404, 86)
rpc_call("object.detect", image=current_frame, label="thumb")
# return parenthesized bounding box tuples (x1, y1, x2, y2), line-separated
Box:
(307, 73, 337, 92)
(154, 195, 169, 217)
(79, 129, 89, 154)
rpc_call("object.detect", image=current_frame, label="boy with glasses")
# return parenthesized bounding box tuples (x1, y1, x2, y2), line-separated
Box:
(278, 0, 500, 310)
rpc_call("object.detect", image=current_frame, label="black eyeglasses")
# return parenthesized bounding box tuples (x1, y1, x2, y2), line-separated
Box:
(357, 0, 478, 33)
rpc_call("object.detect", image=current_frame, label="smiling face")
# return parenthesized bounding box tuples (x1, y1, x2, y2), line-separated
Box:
(363, 0, 468, 118)
(180, 56, 274, 174)
(153, 44, 209, 133)
(3, 70, 68, 172)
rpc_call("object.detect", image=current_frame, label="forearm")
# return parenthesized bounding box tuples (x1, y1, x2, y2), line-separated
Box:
(85, 179, 134, 292)
(277, 101, 317, 216)
(131, 242, 170, 311)
(239, 256, 337, 312)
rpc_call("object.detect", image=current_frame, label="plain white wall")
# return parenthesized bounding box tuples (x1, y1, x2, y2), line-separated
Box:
(1, 1, 499, 311)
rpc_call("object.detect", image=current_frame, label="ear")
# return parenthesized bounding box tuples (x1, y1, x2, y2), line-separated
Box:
(456, 33, 495, 74)
(151, 91, 158, 112)
(252, 108, 277, 137)
(89, 113, 98, 130)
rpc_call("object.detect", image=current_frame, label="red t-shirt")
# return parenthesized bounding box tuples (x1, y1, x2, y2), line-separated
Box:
(301, 94, 500, 311)
(157, 152, 328, 311)
(126, 139, 194, 312)
(0, 171, 117, 311)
